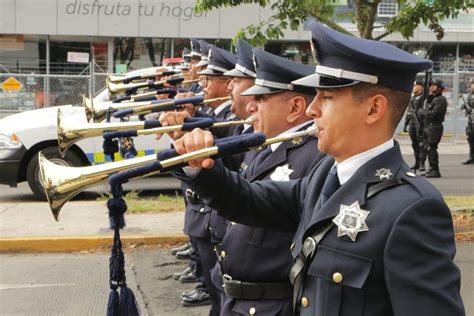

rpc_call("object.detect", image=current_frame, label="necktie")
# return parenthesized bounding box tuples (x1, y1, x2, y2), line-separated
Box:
(233, 124, 244, 136)
(247, 146, 272, 177)
(320, 165, 341, 205)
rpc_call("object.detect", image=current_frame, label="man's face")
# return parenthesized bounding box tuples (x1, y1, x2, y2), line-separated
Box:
(306, 87, 367, 161)
(470, 83, 474, 92)
(413, 83, 423, 95)
(429, 83, 441, 95)
(202, 76, 231, 107)
(228, 77, 254, 119)
(245, 92, 291, 138)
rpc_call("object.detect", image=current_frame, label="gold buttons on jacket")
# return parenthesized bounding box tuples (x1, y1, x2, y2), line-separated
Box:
(221, 250, 226, 259)
(332, 272, 343, 283)
(301, 297, 309, 307)
(249, 307, 256, 315)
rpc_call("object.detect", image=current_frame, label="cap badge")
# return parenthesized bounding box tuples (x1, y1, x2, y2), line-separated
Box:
(375, 168, 392, 180)
(332, 201, 370, 242)
(270, 164, 294, 182)
(252, 54, 258, 71)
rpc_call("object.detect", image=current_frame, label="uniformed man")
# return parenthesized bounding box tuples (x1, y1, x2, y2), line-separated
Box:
(403, 81, 424, 171)
(210, 47, 326, 316)
(461, 79, 474, 164)
(173, 21, 464, 316)
(160, 45, 238, 315)
(418, 79, 448, 177)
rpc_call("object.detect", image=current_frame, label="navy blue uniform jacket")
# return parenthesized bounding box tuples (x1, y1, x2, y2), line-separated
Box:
(177, 143, 464, 316)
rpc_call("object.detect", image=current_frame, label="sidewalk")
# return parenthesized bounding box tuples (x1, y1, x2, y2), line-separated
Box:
(0, 201, 187, 252)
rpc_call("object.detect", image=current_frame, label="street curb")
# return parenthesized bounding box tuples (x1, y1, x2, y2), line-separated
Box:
(0, 235, 189, 253)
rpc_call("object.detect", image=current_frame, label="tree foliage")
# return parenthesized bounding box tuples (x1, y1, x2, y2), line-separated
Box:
(195, 0, 473, 44)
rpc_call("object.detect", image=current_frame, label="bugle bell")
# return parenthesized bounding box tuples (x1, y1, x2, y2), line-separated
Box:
(40, 125, 317, 220)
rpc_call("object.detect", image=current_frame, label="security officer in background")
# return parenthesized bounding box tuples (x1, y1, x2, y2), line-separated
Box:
(403, 81, 424, 171)
(418, 79, 448, 177)
(160, 45, 238, 314)
(211, 48, 326, 316)
(461, 79, 474, 164)
(173, 21, 464, 316)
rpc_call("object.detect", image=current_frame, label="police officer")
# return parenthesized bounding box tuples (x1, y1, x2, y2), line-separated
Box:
(173, 21, 464, 316)
(211, 48, 326, 315)
(403, 81, 424, 171)
(418, 79, 447, 177)
(160, 45, 238, 315)
(461, 79, 474, 164)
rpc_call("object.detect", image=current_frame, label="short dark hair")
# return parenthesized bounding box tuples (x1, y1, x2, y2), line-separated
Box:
(351, 83, 410, 131)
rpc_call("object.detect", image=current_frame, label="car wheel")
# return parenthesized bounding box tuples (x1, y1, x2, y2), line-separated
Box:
(26, 146, 84, 200)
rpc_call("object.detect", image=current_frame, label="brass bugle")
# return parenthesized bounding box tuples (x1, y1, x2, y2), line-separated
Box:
(40, 125, 317, 220)
(133, 117, 253, 137)
(57, 108, 156, 157)
(107, 70, 181, 84)
(83, 94, 162, 122)
(115, 96, 231, 117)
(107, 78, 199, 95)
(58, 106, 251, 156)
(85, 94, 230, 123)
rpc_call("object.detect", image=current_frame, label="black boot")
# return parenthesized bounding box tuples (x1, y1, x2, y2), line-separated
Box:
(170, 242, 191, 256)
(425, 170, 441, 178)
(181, 289, 210, 306)
(462, 158, 474, 165)
(173, 266, 194, 280)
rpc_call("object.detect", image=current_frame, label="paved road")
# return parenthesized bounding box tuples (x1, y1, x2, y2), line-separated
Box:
(1, 244, 472, 316)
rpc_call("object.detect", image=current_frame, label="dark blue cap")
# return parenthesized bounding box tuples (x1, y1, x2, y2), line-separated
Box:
(199, 45, 237, 76)
(241, 48, 315, 96)
(196, 40, 210, 67)
(190, 38, 201, 58)
(182, 47, 192, 58)
(293, 22, 432, 92)
(224, 40, 256, 78)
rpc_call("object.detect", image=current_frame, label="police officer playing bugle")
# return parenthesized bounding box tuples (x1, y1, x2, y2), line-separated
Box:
(171, 21, 465, 316)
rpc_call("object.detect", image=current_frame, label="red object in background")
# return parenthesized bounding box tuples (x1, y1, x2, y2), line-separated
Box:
(92, 43, 108, 55)
(162, 57, 183, 66)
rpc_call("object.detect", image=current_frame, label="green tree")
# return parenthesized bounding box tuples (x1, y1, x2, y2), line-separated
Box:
(195, 0, 473, 44)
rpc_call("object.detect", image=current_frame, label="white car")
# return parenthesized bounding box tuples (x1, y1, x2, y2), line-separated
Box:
(0, 86, 172, 199)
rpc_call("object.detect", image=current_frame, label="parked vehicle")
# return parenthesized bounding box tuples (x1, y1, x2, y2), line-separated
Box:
(0, 85, 172, 199)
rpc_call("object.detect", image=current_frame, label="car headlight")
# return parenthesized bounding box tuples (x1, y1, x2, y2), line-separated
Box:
(0, 132, 22, 149)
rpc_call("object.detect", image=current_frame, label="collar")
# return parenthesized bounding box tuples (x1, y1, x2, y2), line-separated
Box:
(335, 139, 394, 185)
(214, 100, 231, 116)
(243, 123, 252, 132)
(270, 121, 312, 152)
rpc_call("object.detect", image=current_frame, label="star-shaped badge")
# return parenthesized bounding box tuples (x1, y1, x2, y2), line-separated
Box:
(270, 164, 294, 181)
(375, 168, 392, 180)
(332, 201, 370, 242)
(291, 137, 303, 145)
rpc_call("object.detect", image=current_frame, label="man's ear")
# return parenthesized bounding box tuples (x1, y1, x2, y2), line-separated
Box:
(287, 96, 308, 124)
(366, 94, 388, 125)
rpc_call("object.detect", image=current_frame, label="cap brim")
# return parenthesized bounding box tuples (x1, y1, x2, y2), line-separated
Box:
(292, 73, 360, 89)
(241, 84, 285, 96)
(198, 68, 225, 76)
(223, 68, 251, 78)
(195, 60, 209, 67)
